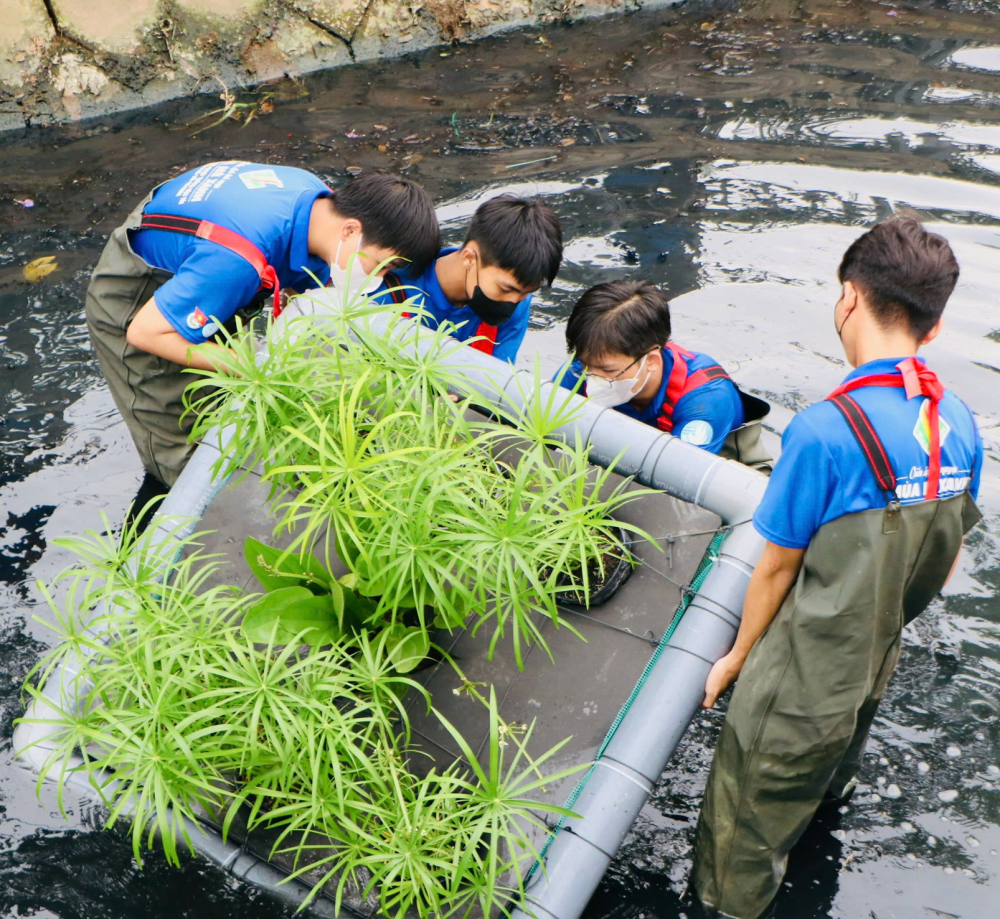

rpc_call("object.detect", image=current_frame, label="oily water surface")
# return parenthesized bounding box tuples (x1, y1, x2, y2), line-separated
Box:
(3, 1, 1000, 917)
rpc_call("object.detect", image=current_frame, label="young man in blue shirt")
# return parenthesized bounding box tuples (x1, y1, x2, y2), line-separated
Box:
(376, 195, 563, 363)
(557, 280, 771, 466)
(85, 163, 440, 496)
(692, 217, 983, 919)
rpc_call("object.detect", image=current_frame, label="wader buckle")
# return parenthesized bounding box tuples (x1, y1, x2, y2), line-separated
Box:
(882, 498, 901, 534)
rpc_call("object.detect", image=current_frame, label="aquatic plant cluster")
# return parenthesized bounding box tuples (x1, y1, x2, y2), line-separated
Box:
(21, 291, 649, 916)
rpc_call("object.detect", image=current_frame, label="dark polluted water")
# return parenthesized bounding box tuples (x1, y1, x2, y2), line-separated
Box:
(3, 1, 1000, 917)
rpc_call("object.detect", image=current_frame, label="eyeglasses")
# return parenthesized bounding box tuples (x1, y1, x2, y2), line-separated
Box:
(583, 351, 653, 385)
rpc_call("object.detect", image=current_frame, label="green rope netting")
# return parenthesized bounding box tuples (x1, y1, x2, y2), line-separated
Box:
(528, 528, 729, 873)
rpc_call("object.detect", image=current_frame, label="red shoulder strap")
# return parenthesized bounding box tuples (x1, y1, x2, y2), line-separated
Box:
(827, 394, 898, 503)
(827, 361, 945, 500)
(657, 344, 690, 433)
(383, 271, 410, 307)
(139, 213, 281, 317)
(656, 343, 730, 433)
(469, 321, 497, 355)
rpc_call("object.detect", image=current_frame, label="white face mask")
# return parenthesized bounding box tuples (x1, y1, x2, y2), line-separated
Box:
(329, 233, 382, 305)
(586, 353, 651, 409)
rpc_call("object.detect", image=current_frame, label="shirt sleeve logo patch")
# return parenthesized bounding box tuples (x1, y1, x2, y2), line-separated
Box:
(238, 168, 284, 189)
(913, 397, 951, 455)
(679, 419, 714, 446)
(186, 306, 210, 330)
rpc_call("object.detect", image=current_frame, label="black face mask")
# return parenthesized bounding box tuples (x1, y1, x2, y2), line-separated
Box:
(468, 285, 517, 326)
(466, 257, 518, 327)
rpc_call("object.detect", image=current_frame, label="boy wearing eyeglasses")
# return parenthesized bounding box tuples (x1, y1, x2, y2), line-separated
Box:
(557, 279, 770, 467)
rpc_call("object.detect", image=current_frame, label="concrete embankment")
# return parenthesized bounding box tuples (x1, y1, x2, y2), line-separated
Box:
(0, 0, 680, 130)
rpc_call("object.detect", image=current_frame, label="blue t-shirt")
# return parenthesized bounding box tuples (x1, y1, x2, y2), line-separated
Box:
(755, 357, 983, 550)
(557, 345, 745, 455)
(372, 247, 531, 364)
(131, 162, 332, 343)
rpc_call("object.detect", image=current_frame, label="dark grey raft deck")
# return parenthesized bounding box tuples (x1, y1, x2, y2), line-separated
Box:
(178, 456, 720, 917)
(14, 311, 768, 919)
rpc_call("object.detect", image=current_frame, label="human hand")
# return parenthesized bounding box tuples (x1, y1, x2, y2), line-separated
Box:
(702, 652, 744, 709)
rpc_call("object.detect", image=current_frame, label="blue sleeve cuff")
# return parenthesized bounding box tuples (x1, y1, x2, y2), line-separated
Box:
(752, 514, 811, 550)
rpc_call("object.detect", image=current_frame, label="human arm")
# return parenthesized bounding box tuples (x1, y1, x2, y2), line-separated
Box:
(702, 541, 805, 708)
(126, 296, 231, 371)
(700, 409, 837, 707)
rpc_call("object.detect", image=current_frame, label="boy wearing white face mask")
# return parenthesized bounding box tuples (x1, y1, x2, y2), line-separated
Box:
(556, 280, 771, 467)
(86, 164, 440, 502)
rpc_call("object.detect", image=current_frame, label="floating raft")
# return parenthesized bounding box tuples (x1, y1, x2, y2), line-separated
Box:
(14, 312, 767, 919)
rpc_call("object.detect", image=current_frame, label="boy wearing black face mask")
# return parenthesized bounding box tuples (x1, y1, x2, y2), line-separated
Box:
(376, 195, 563, 362)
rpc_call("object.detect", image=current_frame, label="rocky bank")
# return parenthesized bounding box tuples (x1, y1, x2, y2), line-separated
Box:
(0, 0, 682, 130)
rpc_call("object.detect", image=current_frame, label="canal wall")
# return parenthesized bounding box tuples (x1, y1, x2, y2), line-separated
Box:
(0, 0, 683, 131)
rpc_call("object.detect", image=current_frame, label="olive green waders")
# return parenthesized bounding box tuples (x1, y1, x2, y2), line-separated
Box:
(719, 390, 772, 473)
(691, 490, 981, 919)
(85, 191, 200, 487)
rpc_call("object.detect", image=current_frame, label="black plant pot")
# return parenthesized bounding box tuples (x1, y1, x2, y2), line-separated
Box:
(558, 526, 635, 609)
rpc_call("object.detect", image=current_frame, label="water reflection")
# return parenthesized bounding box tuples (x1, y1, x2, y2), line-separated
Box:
(2, 1, 1000, 917)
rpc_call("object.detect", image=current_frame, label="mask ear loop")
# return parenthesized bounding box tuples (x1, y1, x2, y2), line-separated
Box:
(630, 351, 653, 396)
(468, 248, 480, 301)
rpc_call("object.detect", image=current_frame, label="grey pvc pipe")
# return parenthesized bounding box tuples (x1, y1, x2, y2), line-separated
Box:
(15, 309, 767, 919)
(363, 314, 768, 919)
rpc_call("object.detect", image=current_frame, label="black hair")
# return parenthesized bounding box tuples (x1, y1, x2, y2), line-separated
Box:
(838, 216, 959, 339)
(565, 280, 671, 362)
(331, 173, 441, 276)
(464, 195, 563, 288)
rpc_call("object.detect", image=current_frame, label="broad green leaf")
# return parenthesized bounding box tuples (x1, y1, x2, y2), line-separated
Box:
(384, 625, 430, 673)
(343, 587, 378, 629)
(244, 536, 331, 593)
(241, 586, 341, 646)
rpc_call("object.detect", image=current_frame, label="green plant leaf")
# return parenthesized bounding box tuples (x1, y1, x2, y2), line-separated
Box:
(244, 536, 331, 593)
(242, 586, 341, 646)
(384, 625, 430, 673)
(343, 587, 379, 629)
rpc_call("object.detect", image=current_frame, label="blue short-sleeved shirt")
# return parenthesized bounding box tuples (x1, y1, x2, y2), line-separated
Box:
(372, 247, 531, 364)
(557, 345, 745, 455)
(131, 162, 332, 342)
(755, 357, 983, 550)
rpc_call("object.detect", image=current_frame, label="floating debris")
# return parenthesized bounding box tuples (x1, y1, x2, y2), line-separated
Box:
(13, 198, 34, 208)
(186, 78, 279, 136)
(23, 255, 58, 281)
(345, 130, 362, 138)
(885, 783, 903, 799)
(946, 745, 962, 758)
(938, 789, 959, 803)
(504, 155, 558, 169)
(345, 166, 363, 175)
(918, 761, 931, 773)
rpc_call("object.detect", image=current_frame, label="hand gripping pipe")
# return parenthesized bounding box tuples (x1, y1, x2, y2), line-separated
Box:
(14, 310, 767, 919)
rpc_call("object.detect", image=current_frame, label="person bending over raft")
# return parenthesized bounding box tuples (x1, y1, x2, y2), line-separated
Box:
(691, 216, 983, 919)
(374, 195, 563, 363)
(85, 163, 440, 494)
(556, 280, 771, 467)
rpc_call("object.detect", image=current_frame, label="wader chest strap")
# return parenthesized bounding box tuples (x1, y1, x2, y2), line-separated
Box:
(657, 342, 732, 434)
(139, 213, 282, 317)
(384, 271, 410, 306)
(468, 321, 497, 356)
(828, 393, 901, 533)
